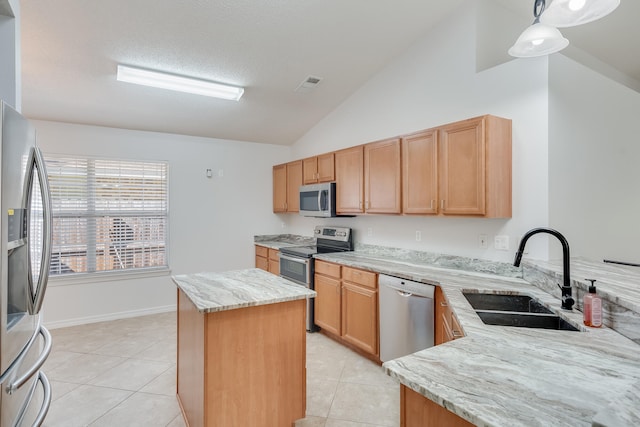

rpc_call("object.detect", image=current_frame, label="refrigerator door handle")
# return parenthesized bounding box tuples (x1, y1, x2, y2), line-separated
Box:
(7, 325, 52, 394)
(26, 147, 52, 315)
(32, 371, 52, 427)
(11, 371, 51, 427)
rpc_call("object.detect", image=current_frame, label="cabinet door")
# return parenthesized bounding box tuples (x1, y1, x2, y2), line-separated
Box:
(256, 255, 269, 271)
(314, 274, 341, 335)
(268, 249, 280, 275)
(402, 130, 438, 214)
(335, 146, 364, 214)
(364, 138, 401, 214)
(317, 152, 335, 182)
(401, 385, 474, 427)
(273, 164, 287, 213)
(286, 160, 303, 212)
(434, 286, 448, 346)
(341, 282, 378, 356)
(302, 157, 318, 185)
(439, 118, 486, 215)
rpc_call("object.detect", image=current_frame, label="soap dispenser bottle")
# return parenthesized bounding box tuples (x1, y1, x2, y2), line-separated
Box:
(583, 279, 602, 328)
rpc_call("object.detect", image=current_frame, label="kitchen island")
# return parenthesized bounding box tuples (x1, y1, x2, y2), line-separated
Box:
(172, 268, 316, 427)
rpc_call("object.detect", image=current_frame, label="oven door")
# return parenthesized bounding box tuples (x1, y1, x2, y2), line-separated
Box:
(279, 254, 311, 287)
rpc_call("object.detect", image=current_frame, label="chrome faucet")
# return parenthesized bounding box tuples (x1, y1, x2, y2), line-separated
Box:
(514, 228, 575, 310)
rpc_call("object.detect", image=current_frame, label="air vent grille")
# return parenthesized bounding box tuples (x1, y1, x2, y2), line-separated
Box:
(295, 75, 323, 92)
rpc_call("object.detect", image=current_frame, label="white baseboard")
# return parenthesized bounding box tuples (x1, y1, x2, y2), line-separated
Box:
(43, 305, 176, 329)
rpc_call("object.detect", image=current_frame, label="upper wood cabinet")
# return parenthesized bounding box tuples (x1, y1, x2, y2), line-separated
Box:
(303, 153, 335, 184)
(273, 160, 303, 213)
(275, 114, 511, 218)
(402, 129, 438, 214)
(335, 146, 364, 214)
(439, 115, 511, 218)
(273, 164, 287, 213)
(364, 138, 401, 214)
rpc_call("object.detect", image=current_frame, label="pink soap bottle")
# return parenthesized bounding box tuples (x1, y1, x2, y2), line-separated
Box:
(583, 279, 602, 328)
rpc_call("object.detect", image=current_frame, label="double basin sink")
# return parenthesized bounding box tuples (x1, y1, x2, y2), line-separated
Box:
(463, 292, 580, 332)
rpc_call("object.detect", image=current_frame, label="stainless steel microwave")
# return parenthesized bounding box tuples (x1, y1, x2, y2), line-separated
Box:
(299, 182, 337, 217)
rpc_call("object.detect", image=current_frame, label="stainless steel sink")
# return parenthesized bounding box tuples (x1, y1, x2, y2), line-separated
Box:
(475, 310, 580, 331)
(463, 292, 553, 314)
(463, 292, 580, 332)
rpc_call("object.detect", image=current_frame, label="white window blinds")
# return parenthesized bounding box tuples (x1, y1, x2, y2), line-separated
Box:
(46, 156, 168, 276)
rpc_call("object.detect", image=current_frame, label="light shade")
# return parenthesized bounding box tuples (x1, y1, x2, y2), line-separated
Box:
(116, 65, 244, 101)
(508, 22, 569, 58)
(540, 0, 620, 27)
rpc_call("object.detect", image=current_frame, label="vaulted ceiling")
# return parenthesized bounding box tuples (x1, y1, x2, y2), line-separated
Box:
(20, 0, 639, 145)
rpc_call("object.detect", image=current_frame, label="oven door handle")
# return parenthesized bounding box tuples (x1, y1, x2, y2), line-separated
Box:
(279, 254, 311, 265)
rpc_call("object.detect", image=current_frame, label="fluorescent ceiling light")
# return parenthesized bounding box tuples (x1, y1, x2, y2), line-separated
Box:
(116, 65, 244, 101)
(540, 0, 620, 28)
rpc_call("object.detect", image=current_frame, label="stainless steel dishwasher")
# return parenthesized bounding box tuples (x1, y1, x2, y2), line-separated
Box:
(379, 274, 435, 362)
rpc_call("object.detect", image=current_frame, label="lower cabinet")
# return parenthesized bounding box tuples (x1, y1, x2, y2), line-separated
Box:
(401, 385, 473, 427)
(314, 260, 379, 358)
(254, 245, 279, 275)
(435, 286, 464, 345)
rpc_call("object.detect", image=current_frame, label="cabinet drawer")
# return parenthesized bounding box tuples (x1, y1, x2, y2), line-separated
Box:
(315, 260, 341, 279)
(342, 267, 377, 289)
(255, 245, 268, 258)
(268, 249, 280, 262)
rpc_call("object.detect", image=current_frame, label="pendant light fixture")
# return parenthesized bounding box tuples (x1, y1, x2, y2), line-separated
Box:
(540, 0, 620, 28)
(509, 0, 569, 58)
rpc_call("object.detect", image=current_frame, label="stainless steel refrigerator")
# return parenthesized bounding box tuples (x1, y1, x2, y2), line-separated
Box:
(0, 101, 52, 426)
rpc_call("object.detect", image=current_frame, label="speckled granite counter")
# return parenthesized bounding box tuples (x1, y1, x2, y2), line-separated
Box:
(312, 250, 640, 427)
(254, 234, 315, 250)
(172, 268, 315, 313)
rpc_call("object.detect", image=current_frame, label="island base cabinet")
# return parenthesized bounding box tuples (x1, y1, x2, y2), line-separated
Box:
(401, 385, 474, 427)
(177, 289, 307, 427)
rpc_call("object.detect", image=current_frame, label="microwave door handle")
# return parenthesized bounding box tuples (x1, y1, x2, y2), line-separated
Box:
(317, 191, 322, 211)
(29, 147, 53, 315)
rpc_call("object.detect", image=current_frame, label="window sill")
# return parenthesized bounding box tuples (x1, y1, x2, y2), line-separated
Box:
(48, 267, 172, 287)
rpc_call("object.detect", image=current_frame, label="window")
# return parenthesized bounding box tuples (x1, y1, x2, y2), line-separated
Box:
(46, 156, 168, 277)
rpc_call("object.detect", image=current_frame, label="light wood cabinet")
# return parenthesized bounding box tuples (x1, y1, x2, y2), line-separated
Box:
(438, 115, 511, 218)
(303, 153, 335, 184)
(434, 286, 464, 346)
(255, 245, 279, 275)
(402, 129, 438, 214)
(275, 114, 511, 217)
(314, 273, 342, 335)
(364, 138, 401, 214)
(273, 160, 303, 213)
(314, 260, 379, 358)
(341, 281, 378, 355)
(177, 289, 306, 427)
(273, 164, 287, 213)
(335, 146, 364, 214)
(401, 385, 473, 427)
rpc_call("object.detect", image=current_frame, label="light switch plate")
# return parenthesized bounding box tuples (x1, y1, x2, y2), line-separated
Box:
(495, 235, 509, 251)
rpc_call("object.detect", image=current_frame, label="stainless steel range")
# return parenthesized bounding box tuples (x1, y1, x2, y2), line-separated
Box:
(279, 226, 353, 332)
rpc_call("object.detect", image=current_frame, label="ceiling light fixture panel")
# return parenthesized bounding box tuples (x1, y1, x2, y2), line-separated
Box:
(116, 65, 244, 101)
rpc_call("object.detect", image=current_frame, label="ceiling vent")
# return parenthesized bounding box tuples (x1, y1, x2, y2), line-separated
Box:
(295, 75, 323, 93)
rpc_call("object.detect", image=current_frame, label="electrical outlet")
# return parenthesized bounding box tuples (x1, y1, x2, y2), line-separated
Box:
(479, 234, 488, 249)
(218, 169, 224, 177)
(415, 231, 421, 242)
(281, 222, 286, 229)
(495, 235, 509, 251)
(367, 227, 373, 237)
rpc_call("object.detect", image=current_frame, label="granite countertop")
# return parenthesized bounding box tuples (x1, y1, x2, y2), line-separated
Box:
(254, 234, 315, 250)
(172, 268, 316, 313)
(312, 250, 640, 427)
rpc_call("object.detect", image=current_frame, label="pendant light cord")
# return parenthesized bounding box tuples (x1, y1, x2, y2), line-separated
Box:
(534, 0, 546, 21)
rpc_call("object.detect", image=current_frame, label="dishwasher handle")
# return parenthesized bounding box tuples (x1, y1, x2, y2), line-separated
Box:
(379, 274, 435, 299)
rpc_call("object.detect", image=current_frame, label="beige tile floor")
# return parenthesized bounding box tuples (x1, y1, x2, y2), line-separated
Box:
(43, 312, 399, 427)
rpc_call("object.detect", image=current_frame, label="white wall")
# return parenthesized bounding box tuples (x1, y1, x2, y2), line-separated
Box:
(0, 0, 20, 109)
(286, 5, 552, 263)
(549, 55, 640, 262)
(34, 120, 290, 327)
